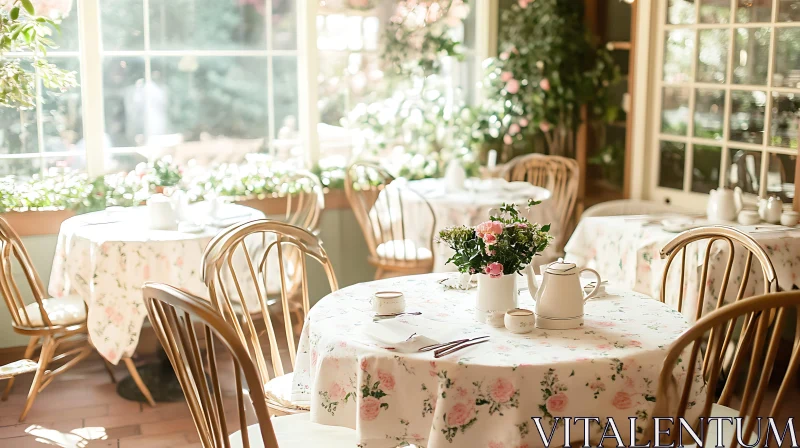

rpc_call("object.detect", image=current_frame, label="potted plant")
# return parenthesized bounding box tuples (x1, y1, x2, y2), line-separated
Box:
(146, 157, 182, 194)
(437, 200, 551, 322)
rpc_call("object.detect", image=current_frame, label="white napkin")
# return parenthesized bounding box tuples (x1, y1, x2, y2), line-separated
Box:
(363, 320, 440, 353)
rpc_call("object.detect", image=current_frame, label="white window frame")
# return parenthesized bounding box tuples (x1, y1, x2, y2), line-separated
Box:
(2, 0, 495, 179)
(641, 0, 799, 209)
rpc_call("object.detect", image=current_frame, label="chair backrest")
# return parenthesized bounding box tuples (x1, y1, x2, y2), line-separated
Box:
(143, 282, 279, 448)
(344, 162, 436, 264)
(502, 154, 579, 249)
(650, 291, 800, 448)
(660, 226, 778, 321)
(203, 219, 338, 382)
(581, 199, 690, 219)
(0, 216, 53, 329)
(277, 170, 325, 233)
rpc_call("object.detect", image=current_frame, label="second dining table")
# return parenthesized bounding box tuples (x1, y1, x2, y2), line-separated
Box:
(291, 273, 706, 448)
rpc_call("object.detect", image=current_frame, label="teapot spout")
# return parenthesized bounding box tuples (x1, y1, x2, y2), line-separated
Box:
(523, 264, 539, 300)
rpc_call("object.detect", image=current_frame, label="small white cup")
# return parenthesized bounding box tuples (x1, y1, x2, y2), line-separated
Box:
(371, 291, 405, 315)
(780, 211, 799, 227)
(486, 310, 506, 328)
(504, 308, 535, 334)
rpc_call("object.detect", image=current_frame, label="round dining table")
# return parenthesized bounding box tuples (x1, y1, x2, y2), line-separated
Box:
(48, 202, 264, 364)
(291, 273, 706, 448)
(401, 178, 560, 271)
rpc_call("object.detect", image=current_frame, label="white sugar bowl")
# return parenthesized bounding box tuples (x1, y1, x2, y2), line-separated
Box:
(371, 291, 405, 315)
(504, 308, 535, 334)
(781, 211, 799, 227)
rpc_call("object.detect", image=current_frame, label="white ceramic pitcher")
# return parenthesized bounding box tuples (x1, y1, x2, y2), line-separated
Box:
(523, 260, 601, 330)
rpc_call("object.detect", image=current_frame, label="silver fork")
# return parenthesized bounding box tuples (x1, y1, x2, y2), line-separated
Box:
(434, 339, 489, 358)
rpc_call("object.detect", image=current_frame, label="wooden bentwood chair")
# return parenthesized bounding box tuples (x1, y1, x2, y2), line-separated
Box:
(0, 217, 155, 420)
(502, 154, 579, 253)
(344, 162, 435, 280)
(143, 282, 355, 448)
(203, 220, 338, 415)
(646, 291, 800, 448)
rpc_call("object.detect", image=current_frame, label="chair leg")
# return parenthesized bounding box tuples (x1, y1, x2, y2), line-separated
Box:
(122, 357, 156, 407)
(19, 336, 55, 422)
(3, 336, 39, 401)
(374, 267, 385, 280)
(103, 359, 117, 384)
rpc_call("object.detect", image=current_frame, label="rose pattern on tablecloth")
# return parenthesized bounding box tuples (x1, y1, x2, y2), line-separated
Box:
(565, 217, 800, 321)
(292, 274, 705, 448)
(48, 205, 263, 364)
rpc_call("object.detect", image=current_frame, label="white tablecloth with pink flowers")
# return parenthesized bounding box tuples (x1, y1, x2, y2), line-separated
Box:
(48, 203, 263, 364)
(564, 216, 800, 320)
(291, 273, 705, 448)
(402, 178, 561, 271)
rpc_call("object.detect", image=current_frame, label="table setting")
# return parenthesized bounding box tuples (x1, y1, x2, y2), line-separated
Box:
(565, 187, 800, 320)
(291, 202, 706, 447)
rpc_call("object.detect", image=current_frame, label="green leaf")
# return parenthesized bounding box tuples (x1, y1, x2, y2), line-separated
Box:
(10, 7, 19, 20)
(21, 0, 35, 15)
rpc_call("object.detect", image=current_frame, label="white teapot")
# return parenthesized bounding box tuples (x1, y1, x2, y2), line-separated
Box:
(444, 159, 466, 192)
(707, 187, 743, 222)
(523, 260, 601, 330)
(146, 193, 179, 230)
(758, 196, 783, 224)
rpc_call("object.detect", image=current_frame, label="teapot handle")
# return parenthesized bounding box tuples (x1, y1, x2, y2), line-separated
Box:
(733, 186, 743, 212)
(580, 268, 602, 303)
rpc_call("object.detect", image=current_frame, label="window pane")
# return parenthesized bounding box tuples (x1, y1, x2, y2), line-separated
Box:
(778, 0, 800, 21)
(0, 107, 37, 156)
(736, 0, 772, 23)
(700, 0, 731, 23)
(662, 86, 690, 136)
(148, 56, 269, 165)
(48, 2, 80, 51)
(659, 141, 686, 190)
(694, 89, 725, 140)
(149, 0, 266, 50)
(0, 158, 40, 177)
(730, 90, 767, 144)
(103, 57, 147, 148)
(668, 0, 696, 24)
(273, 0, 297, 50)
(274, 56, 300, 160)
(42, 58, 83, 154)
(767, 152, 796, 203)
(728, 148, 762, 194)
(696, 29, 729, 83)
(692, 145, 722, 193)
(108, 152, 146, 174)
(770, 92, 800, 149)
(663, 29, 694, 83)
(733, 27, 770, 85)
(773, 28, 800, 88)
(100, 0, 145, 50)
(44, 155, 86, 172)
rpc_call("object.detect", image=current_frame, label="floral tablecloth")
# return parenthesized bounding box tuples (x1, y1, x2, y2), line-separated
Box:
(291, 273, 705, 448)
(48, 203, 263, 364)
(564, 216, 800, 320)
(401, 178, 560, 271)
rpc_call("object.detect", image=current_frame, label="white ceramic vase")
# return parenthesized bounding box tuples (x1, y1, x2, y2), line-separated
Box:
(475, 274, 517, 323)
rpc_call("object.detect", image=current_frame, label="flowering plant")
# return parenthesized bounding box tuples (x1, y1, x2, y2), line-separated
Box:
(437, 200, 551, 277)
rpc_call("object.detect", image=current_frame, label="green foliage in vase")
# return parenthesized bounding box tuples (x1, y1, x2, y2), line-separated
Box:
(437, 199, 552, 276)
(471, 0, 620, 157)
(0, 0, 77, 109)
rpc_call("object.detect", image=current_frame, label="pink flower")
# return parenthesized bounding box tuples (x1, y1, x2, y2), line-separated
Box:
(539, 121, 551, 133)
(589, 381, 605, 390)
(311, 350, 319, 366)
(509, 123, 521, 135)
(446, 402, 475, 427)
(612, 391, 633, 409)
(106, 350, 117, 361)
(489, 378, 516, 403)
(505, 79, 520, 94)
(485, 247, 496, 256)
(596, 344, 612, 350)
(176, 257, 183, 267)
(360, 359, 368, 371)
(490, 443, 505, 448)
(476, 221, 503, 237)
(500, 71, 513, 82)
(360, 396, 382, 421)
(539, 78, 551, 91)
(329, 383, 346, 401)
(519, 118, 529, 127)
(503, 134, 513, 145)
(499, 51, 510, 61)
(546, 392, 568, 412)
(484, 262, 504, 278)
(629, 340, 642, 347)
(515, 222, 528, 228)
(483, 233, 497, 245)
(143, 264, 151, 278)
(377, 369, 395, 391)
(518, 0, 530, 7)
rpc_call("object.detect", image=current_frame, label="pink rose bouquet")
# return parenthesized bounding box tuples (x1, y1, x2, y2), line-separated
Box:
(437, 200, 552, 277)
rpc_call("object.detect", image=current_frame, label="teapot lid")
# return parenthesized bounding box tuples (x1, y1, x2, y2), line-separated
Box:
(545, 259, 576, 274)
